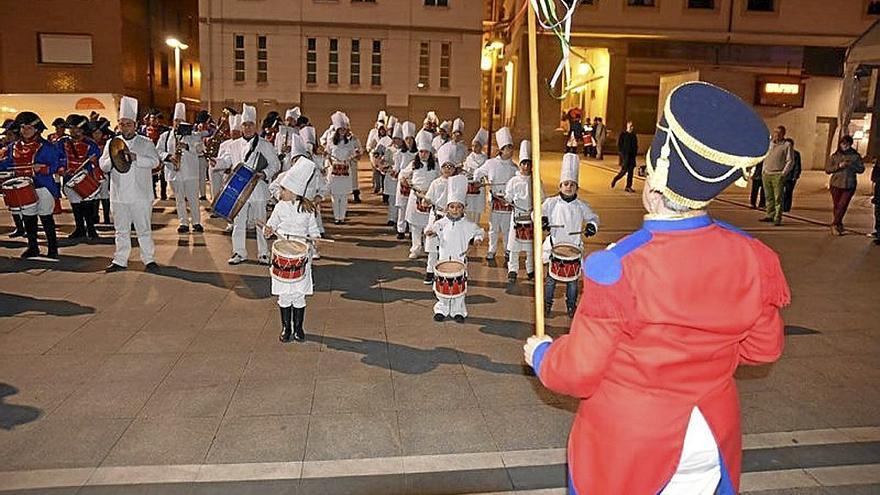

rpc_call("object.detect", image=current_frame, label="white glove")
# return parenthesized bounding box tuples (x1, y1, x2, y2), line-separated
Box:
(523, 335, 553, 368)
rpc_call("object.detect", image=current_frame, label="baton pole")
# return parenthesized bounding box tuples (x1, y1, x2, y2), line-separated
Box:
(528, 0, 545, 338)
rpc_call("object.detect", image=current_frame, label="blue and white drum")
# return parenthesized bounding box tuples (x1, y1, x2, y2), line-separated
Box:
(212, 162, 257, 222)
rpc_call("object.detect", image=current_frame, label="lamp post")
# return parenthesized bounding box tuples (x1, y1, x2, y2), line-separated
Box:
(166, 37, 189, 103)
(482, 39, 504, 155)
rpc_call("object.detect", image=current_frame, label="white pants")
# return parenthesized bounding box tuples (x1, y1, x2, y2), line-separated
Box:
(20, 188, 56, 217)
(410, 223, 426, 255)
(112, 201, 155, 267)
(198, 157, 208, 197)
(278, 293, 306, 308)
(488, 211, 511, 255)
(331, 193, 348, 221)
(426, 233, 439, 274)
(386, 194, 398, 223)
(232, 200, 268, 259)
(660, 408, 721, 494)
(171, 179, 201, 226)
(507, 243, 534, 274)
(315, 205, 325, 234)
(434, 295, 466, 317)
(210, 168, 226, 202)
(397, 204, 408, 234)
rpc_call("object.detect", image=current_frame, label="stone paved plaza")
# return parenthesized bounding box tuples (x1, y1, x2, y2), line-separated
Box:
(0, 156, 878, 494)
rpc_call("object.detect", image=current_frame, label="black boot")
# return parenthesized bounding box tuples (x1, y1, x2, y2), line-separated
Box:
(279, 306, 292, 343)
(292, 307, 306, 342)
(10, 215, 25, 238)
(68, 203, 86, 240)
(21, 215, 40, 258)
(352, 190, 361, 203)
(101, 199, 111, 224)
(41, 215, 58, 259)
(83, 201, 99, 240)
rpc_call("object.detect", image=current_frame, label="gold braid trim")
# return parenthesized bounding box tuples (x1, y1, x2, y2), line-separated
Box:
(646, 149, 713, 209)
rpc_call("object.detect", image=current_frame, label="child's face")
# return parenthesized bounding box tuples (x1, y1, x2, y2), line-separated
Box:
(441, 163, 455, 177)
(418, 149, 430, 161)
(279, 188, 295, 202)
(519, 160, 532, 176)
(447, 202, 464, 217)
(472, 142, 483, 154)
(560, 181, 577, 196)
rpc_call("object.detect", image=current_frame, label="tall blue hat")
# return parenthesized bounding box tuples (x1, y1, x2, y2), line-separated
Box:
(647, 82, 769, 208)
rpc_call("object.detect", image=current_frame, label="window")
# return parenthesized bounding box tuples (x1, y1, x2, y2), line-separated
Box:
(257, 35, 268, 83)
(189, 63, 194, 87)
(160, 52, 169, 87)
(418, 42, 430, 88)
(371, 40, 382, 86)
(306, 38, 317, 84)
(627, 0, 656, 6)
(440, 43, 451, 89)
(746, 0, 774, 11)
(328, 38, 339, 85)
(350, 39, 361, 85)
(687, 0, 715, 8)
(868, 0, 880, 15)
(424, 0, 448, 5)
(234, 34, 245, 82)
(38, 34, 93, 64)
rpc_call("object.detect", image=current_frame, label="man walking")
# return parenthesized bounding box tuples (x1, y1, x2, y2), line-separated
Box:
(611, 121, 638, 193)
(760, 126, 793, 225)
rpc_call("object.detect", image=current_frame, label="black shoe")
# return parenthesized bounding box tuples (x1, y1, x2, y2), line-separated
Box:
(758, 217, 773, 222)
(382, 194, 389, 205)
(334, 220, 343, 225)
(86, 228, 99, 240)
(105, 262, 126, 273)
(9, 230, 25, 239)
(544, 304, 552, 315)
(397, 232, 406, 240)
(624, 187, 636, 193)
(611, 178, 618, 189)
(453, 315, 465, 323)
(192, 224, 204, 233)
(567, 307, 576, 318)
(20, 249, 40, 260)
(144, 262, 160, 273)
(507, 271, 517, 282)
(433, 313, 445, 322)
(387, 220, 395, 226)
(177, 225, 190, 233)
(279, 306, 292, 343)
(424, 272, 435, 285)
(67, 228, 85, 240)
(292, 307, 306, 342)
(160, 195, 168, 201)
(199, 196, 207, 201)
(45, 251, 59, 260)
(527, 272, 535, 281)
(210, 213, 219, 219)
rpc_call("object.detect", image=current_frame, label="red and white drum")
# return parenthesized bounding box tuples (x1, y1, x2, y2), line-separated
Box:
(415, 198, 431, 213)
(399, 182, 411, 197)
(513, 215, 533, 241)
(467, 181, 481, 195)
(491, 196, 513, 212)
(1, 177, 39, 213)
(67, 166, 104, 200)
(549, 244, 582, 282)
(271, 239, 309, 283)
(433, 260, 467, 299)
(331, 162, 349, 177)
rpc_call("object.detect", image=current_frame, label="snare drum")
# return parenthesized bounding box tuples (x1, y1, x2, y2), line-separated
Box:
(212, 162, 258, 221)
(331, 162, 349, 176)
(433, 260, 467, 299)
(271, 239, 310, 283)
(549, 244, 582, 282)
(513, 215, 533, 241)
(66, 166, 104, 200)
(491, 196, 513, 212)
(1, 177, 39, 213)
(415, 198, 431, 213)
(399, 182, 411, 197)
(467, 181, 481, 195)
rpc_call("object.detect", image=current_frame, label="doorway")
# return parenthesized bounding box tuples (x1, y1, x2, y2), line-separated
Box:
(812, 117, 837, 171)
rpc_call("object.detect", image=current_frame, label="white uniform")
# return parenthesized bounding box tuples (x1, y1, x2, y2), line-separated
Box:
(99, 134, 160, 267)
(504, 173, 545, 274)
(424, 175, 451, 275)
(157, 130, 203, 227)
(275, 125, 298, 172)
(327, 138, 359, 221)
(400, 162, 438, 256)
(349, 135, 362, 193)
(463, 151, 487, 222)
(540, 194, 599, 263)
(432, 134, 449, 155)
(267, 200, 321, 309)
(472, 156, 517, 256)
(393, 149, 416, 234)
(430, 215, 484, 317)
(214, 134, 281, 260)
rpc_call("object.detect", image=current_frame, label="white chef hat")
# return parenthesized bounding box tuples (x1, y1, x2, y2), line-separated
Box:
(290, 133, 309, 158)
(299, 125, 316, 145)
(472, 128, 489, 146)
(280, 157, 317, 197)
(241, 104, 257, 124)
(495, 127, 513, 149)
(447, 175, 468, 206)
(387, 115, 398, 130)
(425, 111, 439, 125)
(437, 141, 457, 168)
(402, 121, 416, 139)
(392, 123, 403, 140)
(173, 102, 186, 122)
(342, 113, 351, 128)
(560, 153, 580, 184)
(330, 111, 347, 129)
(119, 96, 138, 122)
(416, 130, 433, 152)
(519, 140, 532, 163)
(230, 114, 242, 132)
(285, 107, 301, 120)
(439, 120, 452, 133)
(377, 110, 387, 124)
(452, 118, 464, 134)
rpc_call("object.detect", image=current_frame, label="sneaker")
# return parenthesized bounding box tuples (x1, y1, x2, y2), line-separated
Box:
(192, 224, 204, 233)
(423, 272, 435, 285)
(144, 262, 160, 273)
(433, 313, 445, 322)
(507, 271, 517, 282)
(105, 262, 126, 273)
(408, 251, 419, 260)
(228, 253, 245, 265)
(258, 254, 271, 265)
(453, 315, 465, 323)
(177, 224, 190, 234)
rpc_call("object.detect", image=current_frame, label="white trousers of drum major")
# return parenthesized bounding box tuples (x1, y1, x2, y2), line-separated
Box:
(112, 200, 155, 267)
(506, 216, 534, 274)
(198, 156, 208, 197)
(232, 200, 268, 259)
(209, 167, 226, 202)
(434, 295, 467, 318)
(171, 178, 201, 226)
(487, 210, 512, 256)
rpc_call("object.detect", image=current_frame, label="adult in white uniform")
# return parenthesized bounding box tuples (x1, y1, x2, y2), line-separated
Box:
(450, 118, 468, 166)
(463, 128, 489, 224)
(423, 142, 459, 284)
(345, 117, 363, 203)
(504, 140, 545, 281)
(432, 120, 451, 154)
(275, 108, 301, 173)
(426, 174, 484, 322)
(214, 104, 281, 265)
(473, 127, 517, 262)
(366, 110, 388, 195)
(99, 96, 161, 273)
(392, 122, 417, 239)
(157, 102, 204, 233)
(400, 131, 438, 258)
(210, 114, 242, 224)
(326, 111, 359, 223)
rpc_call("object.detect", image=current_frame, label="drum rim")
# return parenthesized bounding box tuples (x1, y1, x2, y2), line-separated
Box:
(2, 177, 34, 188)
(211, 162, 259, 221)
(273, 238, 309, 256)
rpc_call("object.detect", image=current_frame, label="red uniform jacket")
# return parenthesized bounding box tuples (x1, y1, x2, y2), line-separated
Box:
(533, 214, 789, 494)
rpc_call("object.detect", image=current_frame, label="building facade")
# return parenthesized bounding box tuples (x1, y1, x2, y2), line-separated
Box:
(199, 0, 483, 140)
(490, 0, 877, 169)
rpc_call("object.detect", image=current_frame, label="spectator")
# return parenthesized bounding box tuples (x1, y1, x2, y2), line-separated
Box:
(565, 109, 584, 154)
(870, 159, 879, 244)
(825, 135, 865, 236)
(593, 117, 607, 160)
(760, 126, 793, 226)
(583, 116, 596, 158)
(611, 121, 638, 193)
(750, 161, 765, 209)
(782, 138, 801, 212)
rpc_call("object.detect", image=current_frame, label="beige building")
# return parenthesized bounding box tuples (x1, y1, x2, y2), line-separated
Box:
(199, 0, 483, 140)
(489, 0, 878, 169)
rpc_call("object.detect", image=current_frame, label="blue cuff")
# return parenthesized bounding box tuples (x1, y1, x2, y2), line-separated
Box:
(532, 341, 552, 379)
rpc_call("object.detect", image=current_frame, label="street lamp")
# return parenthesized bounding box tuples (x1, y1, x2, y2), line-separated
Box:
(166, 37, 189, 103)
(482, 39, 504, 155)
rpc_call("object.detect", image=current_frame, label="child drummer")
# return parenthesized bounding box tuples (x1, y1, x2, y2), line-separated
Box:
(425, 174, 484, 323)
(263, 157, 321, 343)
(541, 153, 599, 318)
(504, 140, 545, 282)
